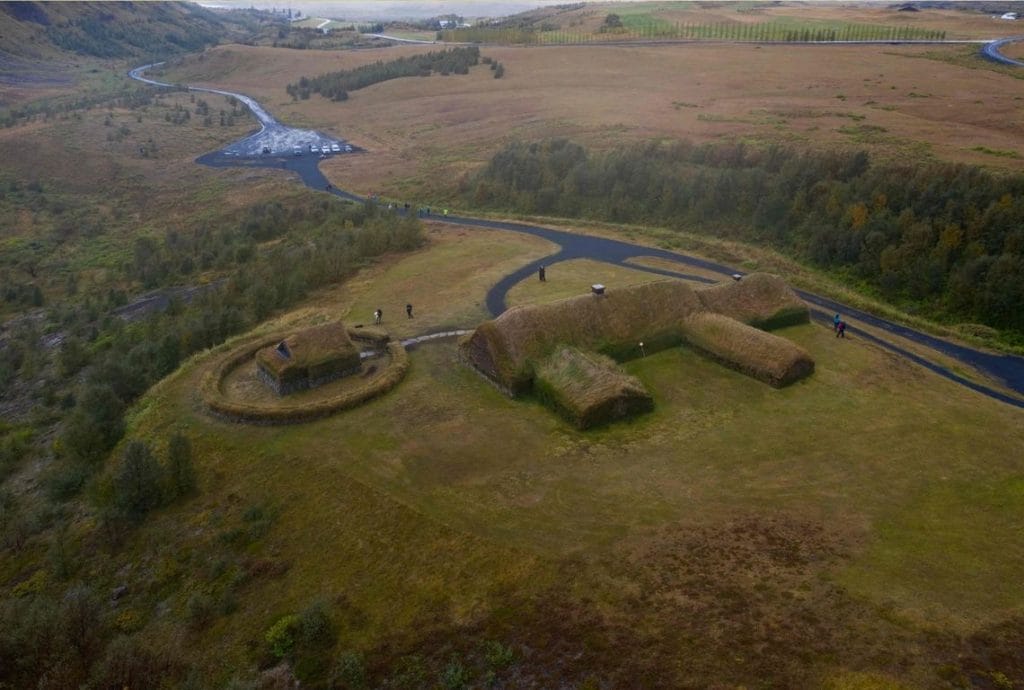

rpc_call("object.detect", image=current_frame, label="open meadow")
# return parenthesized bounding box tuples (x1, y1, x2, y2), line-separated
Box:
(159, 13, 1024, 204)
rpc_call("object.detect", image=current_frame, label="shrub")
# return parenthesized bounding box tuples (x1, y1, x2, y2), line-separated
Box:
(390, 655, 429, 689)
(43, 461, 90, 502)
(298, 600, 335, 648)
(60, 383, 125, 464)
(186, 592, 216, 630)
(112, 440, 164, 522)
(329, 651, 367, 689)
(440, 655, 471, 689)
(166, 432, 196, 499)
(60, 584, 101, 660)
(265, 614, 302, 659)
(483, 640, 515, 670)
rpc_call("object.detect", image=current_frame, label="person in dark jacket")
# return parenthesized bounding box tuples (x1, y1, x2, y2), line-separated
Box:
(406, 304, 413, 319)
(836, 320, 846, 338)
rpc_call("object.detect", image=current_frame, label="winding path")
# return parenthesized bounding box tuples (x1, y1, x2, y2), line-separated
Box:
(129, 40, 1024, 409)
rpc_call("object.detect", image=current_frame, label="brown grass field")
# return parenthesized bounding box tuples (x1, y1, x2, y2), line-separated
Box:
(160, 31, 1024, 205)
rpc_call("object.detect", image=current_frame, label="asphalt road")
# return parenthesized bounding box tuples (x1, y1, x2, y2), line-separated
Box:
(129, 43, 1024, 408)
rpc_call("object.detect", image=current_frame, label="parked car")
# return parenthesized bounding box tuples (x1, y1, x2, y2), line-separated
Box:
(309, 143, 319, 153)
(331, 142, 341, 153)
(293, 146, 303, 156)
(344, 144, 353, 152)
(321, 145, 330, 154)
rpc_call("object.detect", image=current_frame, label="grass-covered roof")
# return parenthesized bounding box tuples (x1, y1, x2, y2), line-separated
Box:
(255, 321, 360, 381)
(460, 273, 808, 394)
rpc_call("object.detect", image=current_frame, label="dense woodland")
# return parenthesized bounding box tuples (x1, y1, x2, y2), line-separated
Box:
(286, 46, 481, 101)
(467, 139, 1024, 341)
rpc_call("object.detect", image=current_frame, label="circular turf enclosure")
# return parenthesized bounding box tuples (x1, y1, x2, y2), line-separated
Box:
(201, 333, 409, 424)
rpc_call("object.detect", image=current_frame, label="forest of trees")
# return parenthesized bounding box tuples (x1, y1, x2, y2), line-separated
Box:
(285, 46, 481, 101)
(466, 139, 1024, 341)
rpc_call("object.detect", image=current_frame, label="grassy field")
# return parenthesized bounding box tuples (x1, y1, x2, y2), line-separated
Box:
(112, 227, 1024, 685)
(159, 36, 1024, 207)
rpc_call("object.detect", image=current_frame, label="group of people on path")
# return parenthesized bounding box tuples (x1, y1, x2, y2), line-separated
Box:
(416, 207, 449, 218)
(833, 313, 847, 338)
(373, 304, 414, 325)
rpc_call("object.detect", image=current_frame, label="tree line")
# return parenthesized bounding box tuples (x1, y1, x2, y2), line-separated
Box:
(466, 139, 1024, 342)
(285, 46, 481, 101)
(440, 20, 945, 45)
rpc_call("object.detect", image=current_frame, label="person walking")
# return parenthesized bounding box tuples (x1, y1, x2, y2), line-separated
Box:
(833, 313, 841, 332)
(539, 265, 546, 282)
(374, 308, 382, 325)
(406, 303, 413, 319)
(836, 320, 846, 338)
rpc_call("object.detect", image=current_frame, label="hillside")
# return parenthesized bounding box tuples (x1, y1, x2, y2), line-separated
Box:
(0, 1, 270, 112)
(0, 1, 260, 61)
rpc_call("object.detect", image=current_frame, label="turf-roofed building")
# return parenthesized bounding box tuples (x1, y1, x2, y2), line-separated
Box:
(256, 322, 362, 396)
(460, 273, 813, 426)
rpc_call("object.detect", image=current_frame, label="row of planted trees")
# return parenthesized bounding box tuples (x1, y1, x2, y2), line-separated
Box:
(465, 139, 1024, 342)
(286, 46, 481, 101)
(440, 21, 946, 45)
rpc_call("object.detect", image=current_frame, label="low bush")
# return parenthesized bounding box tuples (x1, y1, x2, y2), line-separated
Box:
(265, 614, 302, 659)
(329, 651, 367, 689)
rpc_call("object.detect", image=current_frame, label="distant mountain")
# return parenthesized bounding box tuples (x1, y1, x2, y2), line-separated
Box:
(0, 1, 259, 61)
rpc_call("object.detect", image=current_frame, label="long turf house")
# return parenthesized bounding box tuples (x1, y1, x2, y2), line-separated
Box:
(459, 273, 814, 428)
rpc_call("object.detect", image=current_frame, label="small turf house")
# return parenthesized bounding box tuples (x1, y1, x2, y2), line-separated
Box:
(256, 322, 362, 395)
